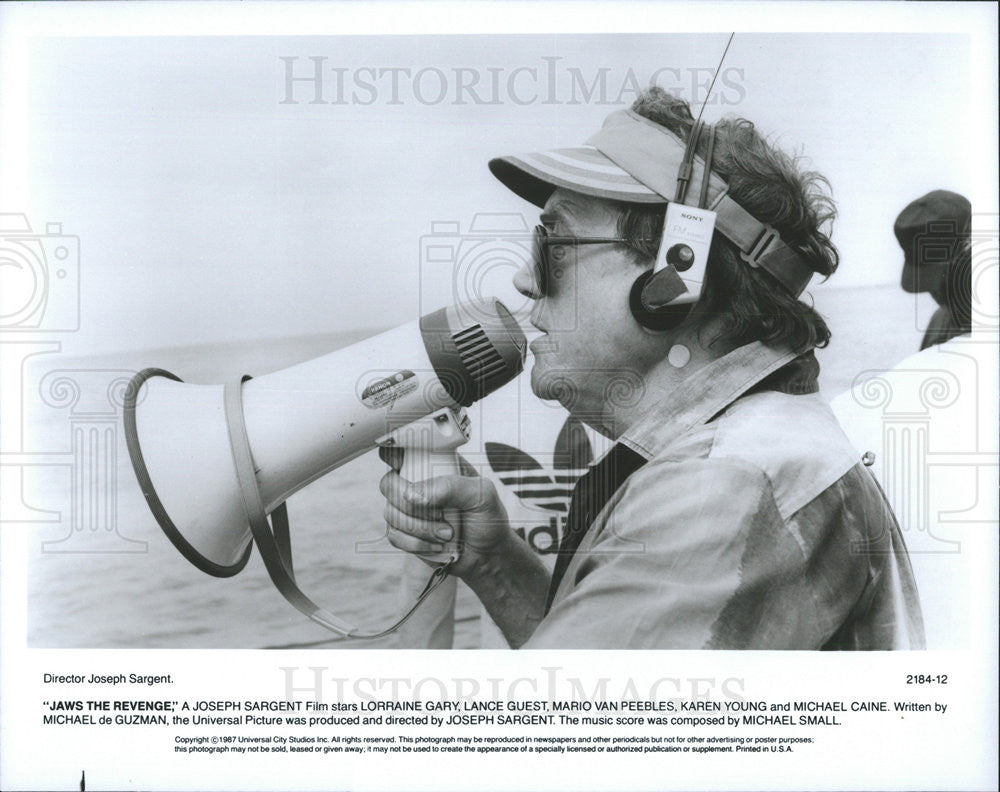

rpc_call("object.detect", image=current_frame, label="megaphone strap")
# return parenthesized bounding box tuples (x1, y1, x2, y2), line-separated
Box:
(223, 377, 454, 641)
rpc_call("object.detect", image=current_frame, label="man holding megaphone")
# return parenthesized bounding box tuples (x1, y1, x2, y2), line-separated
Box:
(380, 86, 925, 650)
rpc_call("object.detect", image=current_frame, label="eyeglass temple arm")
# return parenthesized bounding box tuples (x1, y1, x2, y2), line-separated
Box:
(544, 236, 656, 245)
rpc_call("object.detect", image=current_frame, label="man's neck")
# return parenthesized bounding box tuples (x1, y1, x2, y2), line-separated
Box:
(586, 321, 733, 440)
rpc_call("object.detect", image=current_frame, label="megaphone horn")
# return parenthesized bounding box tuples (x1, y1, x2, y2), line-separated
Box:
(123, 298, 526, 635)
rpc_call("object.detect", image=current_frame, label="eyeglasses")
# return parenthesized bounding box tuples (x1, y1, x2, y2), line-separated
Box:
(532, 224, 641, 296)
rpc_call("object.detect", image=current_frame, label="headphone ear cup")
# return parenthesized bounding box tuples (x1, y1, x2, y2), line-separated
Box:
(629, 270, 692, 331)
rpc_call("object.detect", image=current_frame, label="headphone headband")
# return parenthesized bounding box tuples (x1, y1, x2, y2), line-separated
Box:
(586, 110, 814, 298)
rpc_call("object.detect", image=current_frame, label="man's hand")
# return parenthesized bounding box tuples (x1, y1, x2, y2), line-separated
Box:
(380, 468, 553, 647)
(379, 470, 511, 581)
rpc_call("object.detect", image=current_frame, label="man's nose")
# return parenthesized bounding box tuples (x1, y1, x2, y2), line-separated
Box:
(513, 259, 542, 299)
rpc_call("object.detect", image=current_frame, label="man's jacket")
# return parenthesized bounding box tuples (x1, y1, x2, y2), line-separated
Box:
(526, 342, 926, 649)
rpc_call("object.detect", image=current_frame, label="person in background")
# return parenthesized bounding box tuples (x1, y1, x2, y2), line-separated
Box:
(895, 190, 972, 350)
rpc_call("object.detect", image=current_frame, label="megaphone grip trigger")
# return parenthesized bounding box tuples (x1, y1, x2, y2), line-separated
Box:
(378, 444, 404, 473)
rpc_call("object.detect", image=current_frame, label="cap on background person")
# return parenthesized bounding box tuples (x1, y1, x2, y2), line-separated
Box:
(895, 189, 971, 295)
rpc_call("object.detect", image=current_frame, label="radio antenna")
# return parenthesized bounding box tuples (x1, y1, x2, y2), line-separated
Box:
(692, 32, 735, 129)
(644, 31, 739, 324)
(674, 33, 735, 204)
(674, 31, 736, 206)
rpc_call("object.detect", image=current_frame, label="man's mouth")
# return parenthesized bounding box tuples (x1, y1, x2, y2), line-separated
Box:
(529, 332, 558, 355)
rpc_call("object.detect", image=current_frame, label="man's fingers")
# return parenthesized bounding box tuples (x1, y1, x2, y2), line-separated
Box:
(379, 470, 432, 518)
(383, 501, 457, 544)
(386, 527, 447, 556)
(380, 470, 498, 517)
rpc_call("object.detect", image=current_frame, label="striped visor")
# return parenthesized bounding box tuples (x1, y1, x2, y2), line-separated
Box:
(488, 109, 816, 299)
(488, 145, 666, 207)
(488, 109, 726, 208)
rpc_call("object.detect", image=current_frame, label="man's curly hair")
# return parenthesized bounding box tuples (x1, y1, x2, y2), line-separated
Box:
(616, 87, 839, 352)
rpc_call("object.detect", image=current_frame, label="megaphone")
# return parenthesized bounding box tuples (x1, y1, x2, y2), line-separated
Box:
(123, 298, 526, 636)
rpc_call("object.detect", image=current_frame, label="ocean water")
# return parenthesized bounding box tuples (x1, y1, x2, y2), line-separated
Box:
(20, 284, 934, 648)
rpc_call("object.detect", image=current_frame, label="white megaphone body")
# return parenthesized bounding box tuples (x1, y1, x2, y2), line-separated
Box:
(124, 298, 526, 638)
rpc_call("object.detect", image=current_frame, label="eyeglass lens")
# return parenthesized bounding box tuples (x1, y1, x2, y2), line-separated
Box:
(532, 225, 549, 296)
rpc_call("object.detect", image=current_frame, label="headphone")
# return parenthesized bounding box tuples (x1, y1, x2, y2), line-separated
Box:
(629, 273, 695, 331)
(629, 120, 718, 332)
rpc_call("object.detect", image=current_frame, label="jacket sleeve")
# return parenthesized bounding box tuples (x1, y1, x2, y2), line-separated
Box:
(523, 456, 865, 649)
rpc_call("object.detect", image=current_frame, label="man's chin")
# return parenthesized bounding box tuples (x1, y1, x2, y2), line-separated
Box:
(528, 361, 552, 400)
(529, 359, 575, 406)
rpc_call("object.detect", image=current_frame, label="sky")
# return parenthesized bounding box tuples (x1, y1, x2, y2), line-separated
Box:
(1, 12, 995, 356)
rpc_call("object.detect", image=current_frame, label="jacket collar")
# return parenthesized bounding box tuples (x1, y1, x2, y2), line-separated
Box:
(619, 341, 807, 460)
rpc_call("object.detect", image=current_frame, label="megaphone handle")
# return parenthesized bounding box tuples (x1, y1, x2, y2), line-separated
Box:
(223, 378, 454, 641)
(398, 449, 463, 563)
(394, 448, 461, 648)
